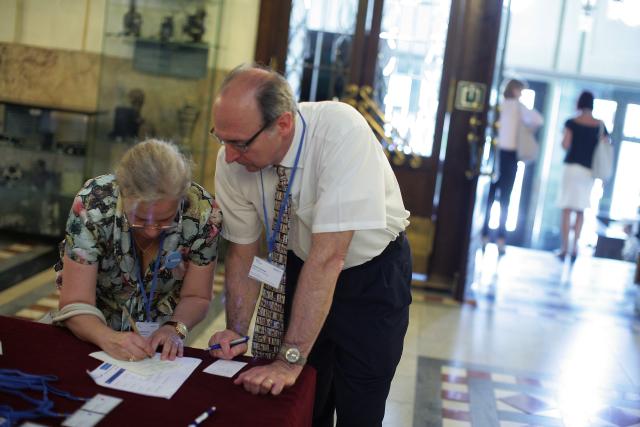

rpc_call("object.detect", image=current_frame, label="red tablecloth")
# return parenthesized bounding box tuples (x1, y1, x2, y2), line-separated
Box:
(0, 316, 315, 426)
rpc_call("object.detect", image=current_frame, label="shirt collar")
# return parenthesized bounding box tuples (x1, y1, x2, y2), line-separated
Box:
(276, 110, 304, 169)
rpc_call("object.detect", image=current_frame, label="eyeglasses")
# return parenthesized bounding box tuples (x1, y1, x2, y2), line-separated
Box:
(209, 121, 272, 153)
(124, 200, 183, 231)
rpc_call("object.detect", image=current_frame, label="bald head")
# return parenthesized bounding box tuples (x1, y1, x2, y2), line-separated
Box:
(216, 64, 297, 126)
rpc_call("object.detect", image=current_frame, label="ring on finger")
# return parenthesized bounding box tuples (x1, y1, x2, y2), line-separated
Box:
(128, 356, 135, 362)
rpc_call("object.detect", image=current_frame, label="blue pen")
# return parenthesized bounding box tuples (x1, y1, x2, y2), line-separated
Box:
(208, 336, 250, 351)
(189, 406, 216, 427)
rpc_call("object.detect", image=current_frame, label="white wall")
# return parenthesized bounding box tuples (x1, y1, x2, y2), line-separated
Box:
(505, 0, 640, 84)
(0, 0, 259, 68)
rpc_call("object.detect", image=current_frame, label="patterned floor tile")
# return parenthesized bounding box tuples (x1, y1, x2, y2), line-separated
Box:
(596, 407, 640, 427)
(499, 393, 555, 415)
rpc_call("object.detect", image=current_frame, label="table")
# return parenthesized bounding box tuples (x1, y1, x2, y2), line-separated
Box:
(0, 316, 315, 426)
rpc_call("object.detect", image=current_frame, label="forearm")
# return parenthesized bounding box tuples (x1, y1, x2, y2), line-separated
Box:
(225, 244, 261, 335)
(171, 295, 211, 329)
(284, 231, 352, 356)
(64, 314, 116, 349)
(284, 256, 342, 356)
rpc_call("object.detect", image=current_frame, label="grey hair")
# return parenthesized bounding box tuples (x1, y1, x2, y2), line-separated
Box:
(115, 139, 191, 202)
(219, 63, 297, 125)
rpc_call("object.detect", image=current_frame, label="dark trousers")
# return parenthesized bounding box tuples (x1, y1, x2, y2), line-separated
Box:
(482, 149, 518, 239)
(284, 233, 412, 427)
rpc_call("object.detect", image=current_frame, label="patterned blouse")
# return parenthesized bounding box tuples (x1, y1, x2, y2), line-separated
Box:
(55, 174, 222, 331)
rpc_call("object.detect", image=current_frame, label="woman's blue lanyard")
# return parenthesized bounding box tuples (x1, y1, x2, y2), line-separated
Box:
(260, 112, 306, 259)
(129, 230, 166, 322)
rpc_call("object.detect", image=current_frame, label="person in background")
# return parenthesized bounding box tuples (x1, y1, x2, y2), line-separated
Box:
(557, 91, 610, 262)
(208, 64, 412, 426)
(482, 79, 543, 255)
(55, 139, 222, 361)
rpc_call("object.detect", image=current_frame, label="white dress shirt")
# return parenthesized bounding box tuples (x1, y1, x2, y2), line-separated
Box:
(215, 101, 410, 268)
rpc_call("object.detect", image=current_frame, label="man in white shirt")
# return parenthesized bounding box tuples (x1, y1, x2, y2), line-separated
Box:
(208, 64, 411, 426)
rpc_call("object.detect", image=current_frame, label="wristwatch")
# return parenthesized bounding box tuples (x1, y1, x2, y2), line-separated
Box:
(163, 320, 188, 340)
(278, 344, 307, 366)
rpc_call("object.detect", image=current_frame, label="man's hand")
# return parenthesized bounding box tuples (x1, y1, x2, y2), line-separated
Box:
(208, 329, 248, 359)
(150, 325, 184, 361)
(233, 359, 303, 395)
(99, 330, 154, 361)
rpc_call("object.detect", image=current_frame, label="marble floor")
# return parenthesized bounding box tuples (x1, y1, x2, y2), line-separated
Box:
(1, 244, 639, 426)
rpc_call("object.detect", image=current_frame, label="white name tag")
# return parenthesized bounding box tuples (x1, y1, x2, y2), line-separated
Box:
(136, 321, 160, 337)
(248, 256, 284, 289)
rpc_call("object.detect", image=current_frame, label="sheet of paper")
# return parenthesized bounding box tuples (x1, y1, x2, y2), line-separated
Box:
(203, 359, 247, 378)
(89, 352, 181, 376)
(88, 357, 201, 399)
(62, 410, 104, 427)
(81, 394, 122, 414)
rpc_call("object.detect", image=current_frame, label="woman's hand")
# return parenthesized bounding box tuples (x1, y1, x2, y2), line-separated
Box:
(99, 330, 154, 361)
(150, 325, 184, 360)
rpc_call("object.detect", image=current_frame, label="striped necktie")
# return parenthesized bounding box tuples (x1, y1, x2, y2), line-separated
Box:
(252, 165, 289, 359)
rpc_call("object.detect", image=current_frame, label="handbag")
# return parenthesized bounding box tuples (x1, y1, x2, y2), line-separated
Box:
(515, 106, 539, 163)
(591, 121, 614, 181)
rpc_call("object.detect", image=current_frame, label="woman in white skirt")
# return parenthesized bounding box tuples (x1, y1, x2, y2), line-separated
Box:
(558, 91, 609, 262)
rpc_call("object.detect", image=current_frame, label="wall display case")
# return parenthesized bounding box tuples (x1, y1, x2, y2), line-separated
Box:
(0, 0, 223, 239)
(91, 0, 224, 185)
(0, 101, 97, 236)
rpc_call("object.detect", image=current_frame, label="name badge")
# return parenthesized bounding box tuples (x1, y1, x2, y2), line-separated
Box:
(136, 321, 160, 337)
(248, 256, 284, 289)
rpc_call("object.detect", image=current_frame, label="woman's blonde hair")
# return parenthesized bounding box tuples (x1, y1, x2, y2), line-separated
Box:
(115, 139, 192, 202)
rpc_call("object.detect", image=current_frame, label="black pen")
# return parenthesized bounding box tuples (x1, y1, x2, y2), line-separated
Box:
(208, 336, 250, 351)
(188, 406, 216, 427)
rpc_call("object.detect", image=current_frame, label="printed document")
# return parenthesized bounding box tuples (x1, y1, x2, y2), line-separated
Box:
(88, 357, 201, 399)
(90, 351, 181, 376)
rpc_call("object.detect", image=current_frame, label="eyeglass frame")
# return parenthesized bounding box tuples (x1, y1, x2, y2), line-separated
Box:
(209, 120, 273, 153)
(123, 199, 184, 232)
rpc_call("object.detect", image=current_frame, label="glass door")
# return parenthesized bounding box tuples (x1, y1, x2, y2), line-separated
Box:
(610, 101, 640, 221)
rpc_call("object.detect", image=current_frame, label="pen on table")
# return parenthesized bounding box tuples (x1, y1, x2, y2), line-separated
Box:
(188, 406, 216, 427)
(208, 336, 250, 351)
(121, 305, 142, 336)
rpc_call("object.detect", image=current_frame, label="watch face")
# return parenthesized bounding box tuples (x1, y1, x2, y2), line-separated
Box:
(285, 347, 300, 363)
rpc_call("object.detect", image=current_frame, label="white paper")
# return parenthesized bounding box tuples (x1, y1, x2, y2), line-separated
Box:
(62, 410, 104, 427)
(81, 394, 122, 414)
(0, 340, 3, 355)
(248, 256, 284, 289)
(203, 359, 248, 378)
(89, 352, 180, 376)
(88, 356, 201, 399)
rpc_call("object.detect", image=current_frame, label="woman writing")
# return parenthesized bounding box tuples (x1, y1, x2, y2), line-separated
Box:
(54, 139, 222, 361)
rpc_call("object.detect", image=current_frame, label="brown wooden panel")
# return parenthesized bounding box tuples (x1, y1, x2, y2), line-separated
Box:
(254, 0, 292, 72)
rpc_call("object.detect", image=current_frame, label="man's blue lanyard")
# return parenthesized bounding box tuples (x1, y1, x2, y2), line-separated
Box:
(129, 230, 166, 322)
(260, 111, 306, 258)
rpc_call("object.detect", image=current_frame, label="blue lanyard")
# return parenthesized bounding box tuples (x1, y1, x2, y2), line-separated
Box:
(0, 369, 87, 425)
(260, 111, 306, 257)
(129, 231, 166, 322)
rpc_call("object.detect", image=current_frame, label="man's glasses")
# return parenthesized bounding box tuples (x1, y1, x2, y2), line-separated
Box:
(209, 121, 272, 153)
(124, 201, 183, 231)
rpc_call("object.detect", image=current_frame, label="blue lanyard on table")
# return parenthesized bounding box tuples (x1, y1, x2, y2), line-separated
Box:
(0, 369, 87, 424)
(129, 231, 166, 322)
(260, 111, 306, 258)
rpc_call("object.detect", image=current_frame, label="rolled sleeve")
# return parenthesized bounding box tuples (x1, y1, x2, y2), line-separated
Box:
(215, 149, 262, 244)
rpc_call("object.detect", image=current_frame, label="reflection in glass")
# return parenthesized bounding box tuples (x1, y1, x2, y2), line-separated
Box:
(285, 0, 358, 101)
(375, 0, 452, 157)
